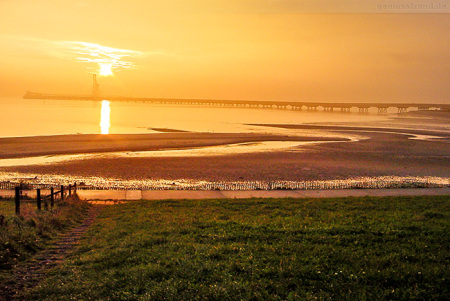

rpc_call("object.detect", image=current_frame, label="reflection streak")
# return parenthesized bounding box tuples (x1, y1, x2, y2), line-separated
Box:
(100, 100, 111, 134)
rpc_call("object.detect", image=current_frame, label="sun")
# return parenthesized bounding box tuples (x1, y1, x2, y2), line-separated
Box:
(99, 63, 113, 76)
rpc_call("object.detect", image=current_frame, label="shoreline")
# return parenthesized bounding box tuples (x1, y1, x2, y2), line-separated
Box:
(0, 124, 448, 183)
(1, 122, 448, 160)
(249, 124, 450, 139)
(1, 172, 448, 191)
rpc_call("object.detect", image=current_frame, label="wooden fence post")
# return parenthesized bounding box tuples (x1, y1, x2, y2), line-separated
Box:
(61, 185, 64, 200)
(15, 187, 20, 215)
(68, 184, 72, 196)
(37, 189, 41, 211)
(74, 182, 77, 193)
(51, 187, 54, 207)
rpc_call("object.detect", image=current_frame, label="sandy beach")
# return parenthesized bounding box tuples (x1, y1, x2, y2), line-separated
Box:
(0, 133, 345, 159)
(0, 123, 448, 182)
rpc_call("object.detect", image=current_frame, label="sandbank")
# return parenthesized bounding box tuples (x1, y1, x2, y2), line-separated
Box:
(0, 125, 448, 182)
(0, 132, 346, 159)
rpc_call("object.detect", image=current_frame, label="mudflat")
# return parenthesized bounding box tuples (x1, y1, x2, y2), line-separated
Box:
(1, 124, 449, 182)
(0, 132, 345, 159)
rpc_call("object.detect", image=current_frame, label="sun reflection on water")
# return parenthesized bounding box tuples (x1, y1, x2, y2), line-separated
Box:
(100, 100, 111, 134)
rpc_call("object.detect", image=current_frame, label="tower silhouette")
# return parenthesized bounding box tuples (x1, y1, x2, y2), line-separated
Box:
(92, 74, 100, 98)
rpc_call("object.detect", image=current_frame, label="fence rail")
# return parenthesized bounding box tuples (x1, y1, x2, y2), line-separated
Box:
(6, 183, 77, 215)
(0, 182, 62, 190)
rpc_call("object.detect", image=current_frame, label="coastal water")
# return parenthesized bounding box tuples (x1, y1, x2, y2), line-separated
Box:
(0, 97, 387, 138)
(1, 97, 448, 189)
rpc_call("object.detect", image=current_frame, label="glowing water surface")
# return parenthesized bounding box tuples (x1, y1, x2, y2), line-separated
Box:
(100, 100, 110, 134)
(0, 97, 387, 137)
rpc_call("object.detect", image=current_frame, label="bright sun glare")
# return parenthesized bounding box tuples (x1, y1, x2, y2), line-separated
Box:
(99, 63, 113, 76)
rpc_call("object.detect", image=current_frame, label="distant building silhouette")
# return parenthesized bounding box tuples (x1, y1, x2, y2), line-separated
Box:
(92, 74, 100, 98)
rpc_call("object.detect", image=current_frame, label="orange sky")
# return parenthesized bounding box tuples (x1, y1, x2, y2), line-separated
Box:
(0, 1, 449, 103)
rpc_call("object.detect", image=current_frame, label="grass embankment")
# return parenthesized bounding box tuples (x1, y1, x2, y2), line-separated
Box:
(0, 195, 90, 281)
(27, 196, 449, 300)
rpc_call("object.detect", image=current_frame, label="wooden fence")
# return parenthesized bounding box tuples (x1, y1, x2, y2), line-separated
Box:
(13, 183, 77, 215)
(0, 182, 65, 190)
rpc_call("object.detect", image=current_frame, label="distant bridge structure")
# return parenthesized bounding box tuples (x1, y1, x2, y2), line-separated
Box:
(23, 92, 449, 114)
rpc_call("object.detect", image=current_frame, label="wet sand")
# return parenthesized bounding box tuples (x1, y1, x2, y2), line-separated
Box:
(0, 125, 449, 182)
(250, 124, 450, 140)
(0, 133, 344, 159)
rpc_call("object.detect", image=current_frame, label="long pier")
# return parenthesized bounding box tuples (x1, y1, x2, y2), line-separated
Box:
(24, 91, 449, 114)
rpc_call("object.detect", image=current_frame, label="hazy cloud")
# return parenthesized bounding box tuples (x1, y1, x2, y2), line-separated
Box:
(56, 41, 143, 73)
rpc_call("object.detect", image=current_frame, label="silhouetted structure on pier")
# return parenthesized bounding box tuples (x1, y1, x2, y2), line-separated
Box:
(92, 74, 100, 98)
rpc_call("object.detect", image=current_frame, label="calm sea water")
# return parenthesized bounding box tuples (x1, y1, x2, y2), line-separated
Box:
(0, 97, 386, 138)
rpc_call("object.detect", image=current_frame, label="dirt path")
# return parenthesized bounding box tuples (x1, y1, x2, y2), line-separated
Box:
(0, 205, 104, 300)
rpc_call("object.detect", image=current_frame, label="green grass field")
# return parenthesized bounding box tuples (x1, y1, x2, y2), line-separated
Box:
(0, 196, 89, 279)
(0, 198, 39, 217)
(18, 196, 450, 300)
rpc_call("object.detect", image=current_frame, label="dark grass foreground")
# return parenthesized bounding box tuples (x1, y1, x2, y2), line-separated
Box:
(28, 196, 449, 300)
(0, 196, 90, 281)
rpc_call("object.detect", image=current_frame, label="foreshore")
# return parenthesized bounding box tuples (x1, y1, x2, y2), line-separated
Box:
(0, 132, 345, 159)
(0, 124, 449, 184)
